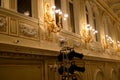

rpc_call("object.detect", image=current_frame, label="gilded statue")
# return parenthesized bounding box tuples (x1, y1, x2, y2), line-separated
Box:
(44, 3, 62, 33)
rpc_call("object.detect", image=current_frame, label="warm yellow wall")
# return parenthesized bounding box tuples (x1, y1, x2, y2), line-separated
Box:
(0, 0, 120, 80)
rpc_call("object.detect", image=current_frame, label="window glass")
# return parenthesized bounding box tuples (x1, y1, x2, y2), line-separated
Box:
(93, 12, 98, 41)
(54, 0, 62, 26)
(85, 6, 89, 24)
(0, 0, 1, 6)
(69, 2, 75, 33)
(17, 0, 32, 17)
(54, 0, 61, 9)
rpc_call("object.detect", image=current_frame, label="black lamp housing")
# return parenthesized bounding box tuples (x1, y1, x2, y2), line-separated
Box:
(69, 64, 85, 74)
(67, 50, 84, 60)
(57, 47, 85, 79)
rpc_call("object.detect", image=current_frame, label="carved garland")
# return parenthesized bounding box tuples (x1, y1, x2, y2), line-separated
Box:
(0, 16, 6, 28)
(20, 23, 37, 37)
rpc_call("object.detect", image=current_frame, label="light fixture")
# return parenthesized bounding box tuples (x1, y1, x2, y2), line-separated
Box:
(117, 41, 120, 47)
(57, 47, 85, 80)
(44, 3, 68, 33)
(24, 11, 30, 16)
(82, 24, 98, 45)
(105, 35, 114, 49)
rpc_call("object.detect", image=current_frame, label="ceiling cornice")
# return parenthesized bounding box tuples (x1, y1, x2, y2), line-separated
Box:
(95, 0, 120, 25)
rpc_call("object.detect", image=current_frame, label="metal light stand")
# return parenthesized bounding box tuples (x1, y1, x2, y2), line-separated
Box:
(58, 41, 85, 80)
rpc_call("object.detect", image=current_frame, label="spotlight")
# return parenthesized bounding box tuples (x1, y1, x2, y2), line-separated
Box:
(68, 50, 84, 60)
(75, 66, 85, 72)
(57, 47, 85, 79)
(69, 64, 85, 74)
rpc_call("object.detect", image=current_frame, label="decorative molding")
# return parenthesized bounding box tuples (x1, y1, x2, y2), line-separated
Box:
(93, 68, 104, 80)
(19, 22, 38, 40)
(96, 0, 120, 26)
(0, 51, 56, 60)
(110, 68, 118, 80)
(73, 72, 83, 80)
(0, 17, 6, 28)
(9, 17, 18, 36)
(0, 51, 41, 59)
(89, 42, 104, 53)
(105, 48, 116, 55)
(0, 15, 7, 33)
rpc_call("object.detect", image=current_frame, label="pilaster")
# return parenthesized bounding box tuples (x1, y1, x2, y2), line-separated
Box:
(79, 0, 86, 35)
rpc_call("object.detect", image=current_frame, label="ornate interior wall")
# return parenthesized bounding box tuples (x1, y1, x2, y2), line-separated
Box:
(0, 0, 120, 80)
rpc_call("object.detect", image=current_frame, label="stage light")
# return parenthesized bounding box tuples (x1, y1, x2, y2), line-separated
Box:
(69, 63, 85, 74)
(57, 47, 85, 80)
(68, 50, 84, 60)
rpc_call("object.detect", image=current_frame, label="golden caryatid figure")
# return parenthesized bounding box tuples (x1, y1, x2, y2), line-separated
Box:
(44, 3, 62, 34)
(82, 25, 98, 49)
(82, 29, 92, 48)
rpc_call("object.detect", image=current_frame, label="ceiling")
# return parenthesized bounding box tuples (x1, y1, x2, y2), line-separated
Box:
(104, 0, 120, 17)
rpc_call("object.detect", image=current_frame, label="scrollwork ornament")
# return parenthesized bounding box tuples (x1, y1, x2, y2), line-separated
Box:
(89, 42, 104, 53)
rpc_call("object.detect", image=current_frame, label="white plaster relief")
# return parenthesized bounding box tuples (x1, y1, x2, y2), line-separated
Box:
(0, 16, 6, 28)
(105, 48, 115, 55)
(20, 23, 37, 37)
(73, 40, 81, 47)
(89, 42, 104, 53)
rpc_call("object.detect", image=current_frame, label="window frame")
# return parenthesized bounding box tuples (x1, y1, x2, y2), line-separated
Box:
(68, 0, 75, 33)
(93, 12, 98, 41)
(17, 0, 32, 17)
